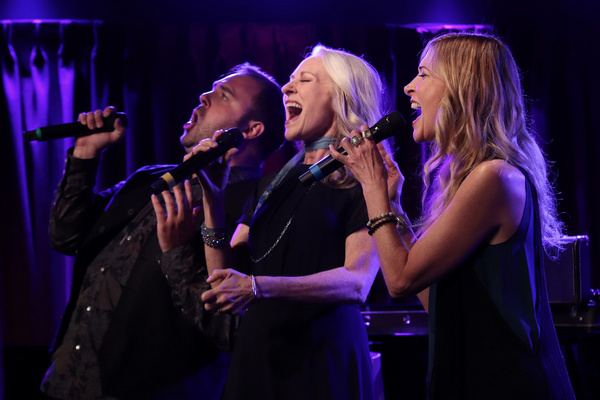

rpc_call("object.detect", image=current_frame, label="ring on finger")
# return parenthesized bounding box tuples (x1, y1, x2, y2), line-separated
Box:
(361, 128, 373, 140)
(350, 135, 362, 147)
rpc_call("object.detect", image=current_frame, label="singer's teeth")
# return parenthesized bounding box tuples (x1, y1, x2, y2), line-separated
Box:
(286, 102, 302, 119)
(411, 102, 421, 109)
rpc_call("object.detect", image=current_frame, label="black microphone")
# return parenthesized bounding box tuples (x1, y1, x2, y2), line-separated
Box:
(151, 128, 244, 194)
(23, 112, 128, 142)
(299, 111, 406, 185)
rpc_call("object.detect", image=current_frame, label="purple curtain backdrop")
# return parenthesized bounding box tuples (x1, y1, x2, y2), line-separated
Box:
(1, 17, 599, 399)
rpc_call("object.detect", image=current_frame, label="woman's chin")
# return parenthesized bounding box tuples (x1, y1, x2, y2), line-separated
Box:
(413, 130, 426, 143)
(412, 128, 435, 144)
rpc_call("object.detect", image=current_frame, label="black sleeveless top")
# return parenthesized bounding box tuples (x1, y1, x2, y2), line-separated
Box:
(427, 177, 575, 399)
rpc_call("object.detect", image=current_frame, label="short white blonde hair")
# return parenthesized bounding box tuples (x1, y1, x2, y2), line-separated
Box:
(309, 45, 388, 186)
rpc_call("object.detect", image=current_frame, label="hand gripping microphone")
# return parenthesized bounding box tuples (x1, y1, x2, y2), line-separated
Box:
(23, 112, 128, 141)
(151, 128, 244, 194)
(299, 111, 406, 185)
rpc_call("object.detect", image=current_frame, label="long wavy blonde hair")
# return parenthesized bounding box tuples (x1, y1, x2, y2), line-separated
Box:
(309, 45, 387, 187)
(416, 32, 565, 255)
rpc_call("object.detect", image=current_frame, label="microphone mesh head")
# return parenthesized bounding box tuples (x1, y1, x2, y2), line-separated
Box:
(372, 111, 407, 143)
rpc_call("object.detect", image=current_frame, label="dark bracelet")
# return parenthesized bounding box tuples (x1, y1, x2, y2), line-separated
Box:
(367, 217, 398, 236)
(201, 222, 228, 248)
(367, 212, 396, 228)
(201, 222, 227, 237)
(202, 235, 228, 248)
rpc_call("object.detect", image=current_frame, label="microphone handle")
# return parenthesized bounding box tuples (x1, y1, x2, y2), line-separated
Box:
(299, 111, 405, 185)
(151, 128, 243, 194)
(299, 147, 348, 185)
(23, 112, 128, 142)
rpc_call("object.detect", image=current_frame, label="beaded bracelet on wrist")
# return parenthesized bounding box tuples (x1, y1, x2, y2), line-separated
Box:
(368, 217, 397, 236)
(201, 222, 227, 236)
(366, 212, 410, 236)
(201, 222, 228, 248)
(202, 235, 228, 248)
(366, 212, 396, 228)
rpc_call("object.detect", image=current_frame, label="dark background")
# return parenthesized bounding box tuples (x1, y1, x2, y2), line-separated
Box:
(1, 0, 599, 399)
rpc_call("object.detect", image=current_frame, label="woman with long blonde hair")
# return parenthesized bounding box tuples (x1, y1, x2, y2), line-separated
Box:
(334, 32, 575, 399)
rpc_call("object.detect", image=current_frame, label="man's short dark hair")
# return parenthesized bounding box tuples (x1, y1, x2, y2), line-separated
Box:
(226, 63, 285, 162)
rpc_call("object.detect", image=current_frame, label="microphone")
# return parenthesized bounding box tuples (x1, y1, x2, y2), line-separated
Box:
(151, 128, 244, 194)
(299, 111, 406, 185)
(23, 112, 128, 142)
